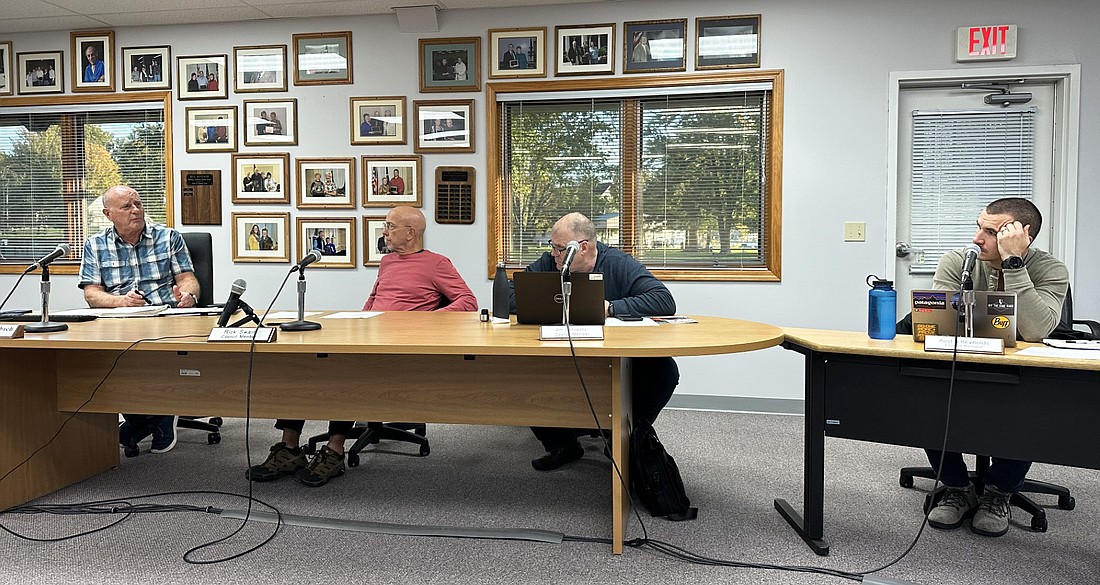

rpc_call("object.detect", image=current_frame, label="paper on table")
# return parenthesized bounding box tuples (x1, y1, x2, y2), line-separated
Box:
(1014, 346, 1100, 360)
(54, 305, 169, 318)
(605, 317, 659, 327)
(322, 311, 383, 319)
(162, 307, 223, 316)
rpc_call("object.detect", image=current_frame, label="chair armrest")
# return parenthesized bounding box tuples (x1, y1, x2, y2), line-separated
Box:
(1072, 318, 1100, 339)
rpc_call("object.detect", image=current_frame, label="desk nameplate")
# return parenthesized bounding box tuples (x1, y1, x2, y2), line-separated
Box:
(924, 335, 1004, 355)
(0, 324, 25, 338)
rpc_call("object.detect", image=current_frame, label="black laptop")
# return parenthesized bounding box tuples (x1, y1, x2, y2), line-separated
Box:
(513, 271, 606, 325)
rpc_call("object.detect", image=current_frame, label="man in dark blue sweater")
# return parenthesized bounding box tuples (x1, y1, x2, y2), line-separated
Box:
(510, 212, 680, 470)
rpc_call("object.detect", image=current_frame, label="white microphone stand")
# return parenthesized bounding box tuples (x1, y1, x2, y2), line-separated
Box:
(24, 265, 67, 333)
(280, 269, 321, 331)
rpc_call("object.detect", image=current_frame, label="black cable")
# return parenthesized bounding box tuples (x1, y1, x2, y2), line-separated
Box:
(0, 271, 29, 311)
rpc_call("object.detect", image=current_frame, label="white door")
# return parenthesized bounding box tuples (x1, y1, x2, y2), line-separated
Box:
(894, 81, 1055, 300)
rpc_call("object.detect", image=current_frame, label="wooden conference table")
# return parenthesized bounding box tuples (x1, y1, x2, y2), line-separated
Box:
(776, 328, 1100, 555)
(0, 311, 783, 553)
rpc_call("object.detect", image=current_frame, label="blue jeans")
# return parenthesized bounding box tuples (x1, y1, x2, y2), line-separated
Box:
(924, 449, 1032, 493)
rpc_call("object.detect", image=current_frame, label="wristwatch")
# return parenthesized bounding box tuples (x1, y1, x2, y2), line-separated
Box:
(607, 302, 615, 317)
(1001, 256, 1024, 270)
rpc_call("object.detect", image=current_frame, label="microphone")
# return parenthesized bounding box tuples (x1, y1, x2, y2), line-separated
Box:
(959, 243, 981, 286)
(216, 278, 247, 328)
(25, 243, 71, 273)
(291, 249, 323, 272)
(560, 241, 581, 274)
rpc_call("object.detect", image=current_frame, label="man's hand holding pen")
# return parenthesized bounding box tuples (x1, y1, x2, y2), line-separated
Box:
(121, 288, 148, 307)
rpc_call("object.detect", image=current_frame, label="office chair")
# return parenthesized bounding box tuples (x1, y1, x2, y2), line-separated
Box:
(898, 285, 1095, 531)
(176, 232, 222, 446)
(305, 422, 429, 467)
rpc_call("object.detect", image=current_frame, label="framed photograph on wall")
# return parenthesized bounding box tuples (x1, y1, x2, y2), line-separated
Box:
(296, 157, 355, 209)
(231, 153, 290, 204)
(17, 51, 63, 95)
(555, 24, 614, 76)
(414, 99, 474, 154)
(623, 19, 686, 74)
(71, 30, 114, 92)
(184, 106, 237, 153)
(297, 217, 356, 268)
(121, 45, 170, 90)
(350, 96, 406, 145)
(362, 215, 391, 267)
(488, 27, 546, 79)
(233, 212, 291, 263)
(234, 44, 287, 92)
(243, 98, 298, 146)
(695, 15, 761, 70)
(363, 155, 422, 208)
(177, 54, 228, 100)
(418, 37, 480, 92)
(0, 42, 13, 96)
(293, 31, 352, 85)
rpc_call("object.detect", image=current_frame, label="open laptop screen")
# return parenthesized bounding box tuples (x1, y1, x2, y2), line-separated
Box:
(513, 271, 606, 325)
(910, 289, 1017, 347)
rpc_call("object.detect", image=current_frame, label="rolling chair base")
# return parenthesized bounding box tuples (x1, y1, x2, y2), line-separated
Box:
(306, 422, 429, 467)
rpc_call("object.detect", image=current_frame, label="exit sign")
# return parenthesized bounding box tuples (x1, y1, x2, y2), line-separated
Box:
(956, 25, 1017, 61)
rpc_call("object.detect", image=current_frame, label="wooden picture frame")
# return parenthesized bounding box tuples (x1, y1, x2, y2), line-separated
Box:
(362, 155, 423, 208)
(71, 30, 114, 92)
(0, 42, 13, 96)
(243, 98, 298, 146)
(297, 217, 356, 268)
(16, 51, 63, 95)
(414, 99, 474, 154)
(623, 19, 687, 74)
(350, 96, 406, 145)
(234, 44, 288, 93)
(231, 153, 290, 204)
(555, 24, 614, 76)
(121, 45, 170, 91)
(362, 215, 391, 267)
(233, 212, 291, 263)
(184, 106, 237, 153)
(293, 31, 352, 85)
(418, 36, 481, 92)
(296, 157, 356, 209)
(177, 54, 228, 100)
(695, 15, 761, 70)
(488, 27, 546, 79)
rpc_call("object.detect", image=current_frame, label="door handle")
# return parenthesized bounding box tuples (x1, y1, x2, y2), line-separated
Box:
(896, 242, 923, 261)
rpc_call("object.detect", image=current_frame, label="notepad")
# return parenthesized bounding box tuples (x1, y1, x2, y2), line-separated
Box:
(54, 305, 169, 318)
(1043, 338, 1100, 350)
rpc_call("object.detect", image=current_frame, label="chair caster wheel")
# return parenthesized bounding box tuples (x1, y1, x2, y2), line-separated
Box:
(303, 444, 316, 455)
(419, 444, 430, 457)
(1059, 495, 1075, 510)
(209, 417, 223, 427)
(1031, 516, 1048, 532)
(899, 475, 913, 488)
(208, 432, 221, 445)
(348, 453, 360, 467)
(124, 445, 140, 458)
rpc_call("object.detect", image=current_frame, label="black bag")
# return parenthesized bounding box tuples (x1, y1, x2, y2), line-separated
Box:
(629, 422, 698, 521)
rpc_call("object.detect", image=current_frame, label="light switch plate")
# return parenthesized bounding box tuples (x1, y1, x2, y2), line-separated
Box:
(844, 221, 866, 242)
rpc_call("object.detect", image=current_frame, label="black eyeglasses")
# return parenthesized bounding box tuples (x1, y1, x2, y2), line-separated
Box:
(384, 222, 411, 231)
(546, 239, 589, 254)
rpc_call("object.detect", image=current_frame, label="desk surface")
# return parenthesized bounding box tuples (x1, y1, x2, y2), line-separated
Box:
(2, 312, 784, 357)
(783, 327, 1100, 372)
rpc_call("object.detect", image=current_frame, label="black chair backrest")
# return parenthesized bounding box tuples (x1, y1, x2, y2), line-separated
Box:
(1049, 284, 1094, 340)
(181, 232, 214, 307)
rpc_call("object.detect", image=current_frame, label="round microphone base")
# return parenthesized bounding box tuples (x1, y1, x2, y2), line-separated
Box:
(25, 321, 69, 333)
(280, 320, 321, 331)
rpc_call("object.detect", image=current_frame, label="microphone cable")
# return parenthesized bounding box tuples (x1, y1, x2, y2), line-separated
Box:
(0, 271, 30, 312)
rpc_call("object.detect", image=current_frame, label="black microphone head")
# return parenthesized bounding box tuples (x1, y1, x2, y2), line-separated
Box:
(566, 240, 580, 251)
(306, 249, 322, 264)
(57, 243, 72, 255)
(963, 243, 981, 256)
(230, 278, 247, 295)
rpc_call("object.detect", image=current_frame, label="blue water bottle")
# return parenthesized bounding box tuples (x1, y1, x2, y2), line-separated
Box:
(867, 275, 897, 340)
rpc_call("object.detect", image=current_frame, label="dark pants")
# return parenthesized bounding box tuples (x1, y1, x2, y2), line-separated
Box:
(121, 413, 172, 430)
(532, 357, 679, 452)
(924, 449, 1032, 493)
(276, 419, 355, 438)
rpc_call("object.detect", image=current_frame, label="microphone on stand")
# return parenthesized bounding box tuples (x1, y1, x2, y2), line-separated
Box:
(25, 243, 72, 273)
(560, 241, 581, 275)
(959, 243, 981, 290)
(281, 251, 322, 331)
(216, 279, 247, 328)
(291, 249, 323, 273)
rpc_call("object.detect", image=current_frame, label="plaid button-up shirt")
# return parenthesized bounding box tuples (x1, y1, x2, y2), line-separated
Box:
(78, 222, 194, 306)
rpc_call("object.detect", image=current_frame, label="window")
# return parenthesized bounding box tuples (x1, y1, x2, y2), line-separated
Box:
(489, 71, 783, 281)
(0, 92, 171, 274)
(909, 107, 1036, 274)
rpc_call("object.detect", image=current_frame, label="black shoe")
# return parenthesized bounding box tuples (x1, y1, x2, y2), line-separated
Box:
(531, 441, 584, 471)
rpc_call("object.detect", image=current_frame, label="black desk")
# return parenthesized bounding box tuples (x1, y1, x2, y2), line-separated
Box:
(775, 328, 1100, 555)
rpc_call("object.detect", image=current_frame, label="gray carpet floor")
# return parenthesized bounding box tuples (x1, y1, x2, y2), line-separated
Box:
(3, 409, 1098, 585)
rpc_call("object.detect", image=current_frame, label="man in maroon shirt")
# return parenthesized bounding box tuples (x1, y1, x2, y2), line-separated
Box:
(247, 206, 476, 487)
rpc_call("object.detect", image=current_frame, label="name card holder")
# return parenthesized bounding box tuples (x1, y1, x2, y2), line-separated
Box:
(539, 325, 604, 341)
(208, 327, 278, 343)
(0, 324, 26, 339)
(924, 335, 1004, 355)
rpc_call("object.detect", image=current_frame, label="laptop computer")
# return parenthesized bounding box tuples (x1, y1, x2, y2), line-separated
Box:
(513, 271, 606, 325)
(910, 289, 1018, 347)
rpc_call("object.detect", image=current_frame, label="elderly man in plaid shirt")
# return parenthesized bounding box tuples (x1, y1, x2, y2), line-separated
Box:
(79, 184, 201, 456)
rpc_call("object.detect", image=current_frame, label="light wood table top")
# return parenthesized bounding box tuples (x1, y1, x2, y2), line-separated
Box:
(3, 312, 785, 357)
